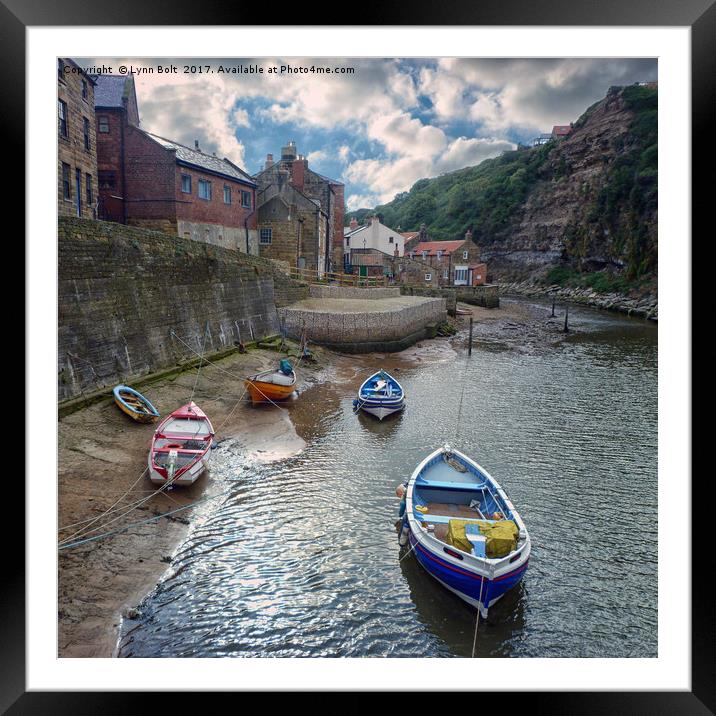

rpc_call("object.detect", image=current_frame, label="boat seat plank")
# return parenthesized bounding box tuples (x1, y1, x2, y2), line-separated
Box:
(416, 479, 489, 491)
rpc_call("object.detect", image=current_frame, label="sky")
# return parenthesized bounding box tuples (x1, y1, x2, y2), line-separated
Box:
(83, 57, 657, 211)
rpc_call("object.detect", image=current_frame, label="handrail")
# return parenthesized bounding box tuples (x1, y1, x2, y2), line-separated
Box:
(284, 266, 386, 288)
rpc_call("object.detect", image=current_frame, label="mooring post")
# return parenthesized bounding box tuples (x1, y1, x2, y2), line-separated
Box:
(468, 316, 474, 355)
(564, 304, 569, 332)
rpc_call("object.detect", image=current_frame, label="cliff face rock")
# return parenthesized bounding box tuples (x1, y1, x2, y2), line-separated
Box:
(484, 86, 657, 283)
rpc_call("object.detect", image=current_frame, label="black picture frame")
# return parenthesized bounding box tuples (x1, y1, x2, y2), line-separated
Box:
(9, 0, 706, 711)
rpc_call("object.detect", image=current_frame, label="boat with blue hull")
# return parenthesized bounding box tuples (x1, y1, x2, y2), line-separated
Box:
(399, 444, 530, 618)
(113, 385, 160, 423)
(353, 369, 405, 420)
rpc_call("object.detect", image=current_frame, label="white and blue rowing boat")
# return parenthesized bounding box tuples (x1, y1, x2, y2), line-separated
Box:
(353, 369, 405, 420)
(399, 444, 530, 618)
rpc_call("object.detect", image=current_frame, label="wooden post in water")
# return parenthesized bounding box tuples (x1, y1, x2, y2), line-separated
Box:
(564, 304, 569, 332)
(468, 316, 474, 355)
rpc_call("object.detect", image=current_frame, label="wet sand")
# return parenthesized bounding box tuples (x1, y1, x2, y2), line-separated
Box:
(57, 298, 556, 657)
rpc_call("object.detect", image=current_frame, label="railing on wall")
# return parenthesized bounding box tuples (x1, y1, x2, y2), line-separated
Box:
(285, 266, 386, 288)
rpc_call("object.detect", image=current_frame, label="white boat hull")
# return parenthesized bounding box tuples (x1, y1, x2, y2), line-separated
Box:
(361, 403, 405, 420)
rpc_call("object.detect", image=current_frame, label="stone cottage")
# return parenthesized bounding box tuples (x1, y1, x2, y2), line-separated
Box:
(407, 229, 487, 286)
(57, 58, 98, 220)
(254, 142, 345, 273)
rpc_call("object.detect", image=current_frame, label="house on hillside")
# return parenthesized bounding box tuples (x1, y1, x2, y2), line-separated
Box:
(254, 142, 345, 274)
(57, 59, 98, 220)
(93, 74, 258, 252)
(344, 215, 404, 272)
(532, 133, 553, 146)
(551, 124, 573, 139)
(401, 224, 429, 254)
(407, 229, 487, 286)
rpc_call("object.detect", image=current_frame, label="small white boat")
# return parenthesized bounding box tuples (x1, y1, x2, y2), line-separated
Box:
(147, 402, 214, 486)
(399, 444, 530, 618)
(353, 369, 405, 420)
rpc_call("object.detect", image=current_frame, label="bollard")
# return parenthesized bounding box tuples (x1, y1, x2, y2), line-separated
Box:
(468, 316, 474, 355)
(564, 304, 569, 332)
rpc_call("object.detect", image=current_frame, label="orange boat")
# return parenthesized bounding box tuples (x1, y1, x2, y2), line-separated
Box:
(245, 360, 297, 405)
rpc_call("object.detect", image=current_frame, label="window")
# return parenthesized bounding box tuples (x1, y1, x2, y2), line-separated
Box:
(181, 174, 192, 193)
(346, 237, 350, 246)
(422, 250, 427, 259)
(58, 100, 68, 137)
(437, 250, 443, 259)
(388, 236, 394, 244)
(57, 59, 65, 78)
(198, 179, 212, 200)
(223, 185, 232, 204)
(241, 190, 252, 209)
(455, 268, 469, 283)
(98, 116, 110, 133)
(443, 269, 449, 279)
(61, 163, 71, 200)
(83, 117, 91, 150)
(463, 250, 469, 260)
(260, 228, 272, 245)
(425, 273, 432, 281)
(98, 171, 116, 189)
(81, 80, 88, 100)
(85, 174, 93, 205)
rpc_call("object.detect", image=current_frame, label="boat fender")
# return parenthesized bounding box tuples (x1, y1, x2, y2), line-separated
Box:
(398, 518, 410, 547)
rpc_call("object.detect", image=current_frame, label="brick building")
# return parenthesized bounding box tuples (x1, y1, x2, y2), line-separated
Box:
(57, 59, 98, 219)
(407, 229, 487, 286)
(254, 142, 344, 273)
(93, 74, 258, 252)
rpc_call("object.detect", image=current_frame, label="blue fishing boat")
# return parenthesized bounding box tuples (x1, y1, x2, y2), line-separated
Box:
(113, 384, 160, 423)
(353, 369, 405, 420)
(398, 444, 530, 617)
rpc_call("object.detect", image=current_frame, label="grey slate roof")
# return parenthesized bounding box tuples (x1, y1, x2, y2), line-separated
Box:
(144, 131, 255, 186)
(92, 75, 132, 108)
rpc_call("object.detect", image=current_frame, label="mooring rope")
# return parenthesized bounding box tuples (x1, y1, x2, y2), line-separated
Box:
(189, 322, 210, 404)
(471, 570, 487, 658)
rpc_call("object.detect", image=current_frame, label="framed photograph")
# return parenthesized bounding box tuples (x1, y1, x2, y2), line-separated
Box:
(12, 0, 704, 710)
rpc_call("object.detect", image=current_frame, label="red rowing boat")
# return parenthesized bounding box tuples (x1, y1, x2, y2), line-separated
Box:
(147, 402, 214, 486)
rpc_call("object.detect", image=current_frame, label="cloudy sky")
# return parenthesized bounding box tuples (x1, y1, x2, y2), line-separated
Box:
(84, 57, 657, 210)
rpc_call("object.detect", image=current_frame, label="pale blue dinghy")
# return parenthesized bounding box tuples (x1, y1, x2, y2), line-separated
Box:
(353, 369, 406, 420)
(398, 444, 530, 618)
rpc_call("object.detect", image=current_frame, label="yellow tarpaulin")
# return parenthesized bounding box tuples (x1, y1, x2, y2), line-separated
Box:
(446, 519, 519, 557)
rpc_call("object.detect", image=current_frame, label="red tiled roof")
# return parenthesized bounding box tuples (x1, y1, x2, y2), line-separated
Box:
(409, 240, 465, 256)
(401, 232, 420, 240)
(552, 125, 572, 136)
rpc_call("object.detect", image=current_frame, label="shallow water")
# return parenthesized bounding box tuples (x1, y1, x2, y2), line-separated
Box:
(119, 300, 657, 658)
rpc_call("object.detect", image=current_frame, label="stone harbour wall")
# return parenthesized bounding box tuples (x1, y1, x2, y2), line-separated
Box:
(58, 217, 292, 402)
(278, 296, 447, 353)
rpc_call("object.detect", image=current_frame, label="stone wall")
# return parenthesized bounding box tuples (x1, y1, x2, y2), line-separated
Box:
(58, 217, 285, 401)
(455, 284, 500, 308)
(308, 286, 400, 300)
(400, 284, 500, 311)
(278, 296, 447, 352)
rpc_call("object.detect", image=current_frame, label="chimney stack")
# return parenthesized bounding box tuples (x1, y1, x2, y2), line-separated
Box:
(349, 217, 358, 230)
(465, 228, 473, 242)
(194, 140, 200, 151)
(265, 153, 274, 170)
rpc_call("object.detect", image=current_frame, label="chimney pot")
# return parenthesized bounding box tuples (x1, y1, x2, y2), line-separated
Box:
(194, 140, 200, 150)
